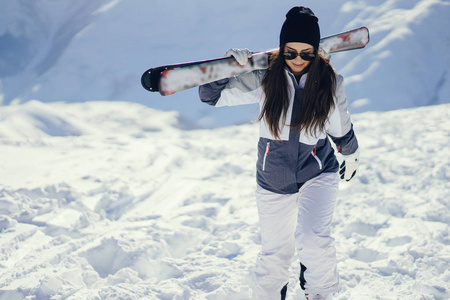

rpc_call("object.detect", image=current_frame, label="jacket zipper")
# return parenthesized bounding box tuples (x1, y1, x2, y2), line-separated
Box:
(311, 147, 323, 170)
(262, 142, 270, 171)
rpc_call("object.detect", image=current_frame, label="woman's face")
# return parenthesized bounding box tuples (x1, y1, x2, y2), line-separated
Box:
(284, 42, 314, 76)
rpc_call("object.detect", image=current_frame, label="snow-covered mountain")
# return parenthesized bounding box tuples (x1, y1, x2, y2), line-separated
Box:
(0, 101, 449, 299)
(1, 0, 450, 127)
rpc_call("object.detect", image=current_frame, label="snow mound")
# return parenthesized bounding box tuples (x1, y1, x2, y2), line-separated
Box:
(0, 100, 181, 138)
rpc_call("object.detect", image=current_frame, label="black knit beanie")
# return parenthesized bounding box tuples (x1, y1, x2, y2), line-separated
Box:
(279, 6, 320, 49)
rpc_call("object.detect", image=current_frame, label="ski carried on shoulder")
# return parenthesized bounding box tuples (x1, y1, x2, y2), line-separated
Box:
(141, 26, 369, 96)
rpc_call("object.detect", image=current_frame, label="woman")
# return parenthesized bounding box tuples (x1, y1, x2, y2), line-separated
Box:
(199, 6, 359, 300)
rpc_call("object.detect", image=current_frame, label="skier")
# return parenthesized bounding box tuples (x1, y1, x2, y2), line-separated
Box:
(199, 6, 359, 300)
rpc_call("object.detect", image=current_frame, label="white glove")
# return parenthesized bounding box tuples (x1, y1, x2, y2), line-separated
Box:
(225, 48, 252, 66)
(339, 149, 360, 181)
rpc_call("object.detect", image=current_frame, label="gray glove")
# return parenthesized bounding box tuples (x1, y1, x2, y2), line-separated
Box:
(225, 48, 252, 66)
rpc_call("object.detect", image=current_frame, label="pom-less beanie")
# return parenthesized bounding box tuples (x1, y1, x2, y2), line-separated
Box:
(279, 6, 320, 49)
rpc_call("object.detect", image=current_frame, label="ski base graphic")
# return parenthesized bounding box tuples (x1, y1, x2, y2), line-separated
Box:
(141, 27, 369, 96)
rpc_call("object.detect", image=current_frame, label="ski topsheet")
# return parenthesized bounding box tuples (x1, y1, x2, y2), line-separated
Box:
(141, 26, 369, 96)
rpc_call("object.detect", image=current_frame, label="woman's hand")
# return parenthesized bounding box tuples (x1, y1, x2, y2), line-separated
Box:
(225, 48, 252, 66)
(339, 149, 360, 181)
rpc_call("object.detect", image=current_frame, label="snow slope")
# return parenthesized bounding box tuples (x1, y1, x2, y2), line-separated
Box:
(0, 101, 449, 299)
(1, 0, 450, 127)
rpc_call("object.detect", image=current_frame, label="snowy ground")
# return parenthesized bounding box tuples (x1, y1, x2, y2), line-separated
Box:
(0, 101, 449, 300)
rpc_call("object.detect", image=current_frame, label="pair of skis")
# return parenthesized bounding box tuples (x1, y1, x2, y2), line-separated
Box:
(141, 27, 369, 96)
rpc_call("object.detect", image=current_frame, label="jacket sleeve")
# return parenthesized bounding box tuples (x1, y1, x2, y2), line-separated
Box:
(327, 75, 359, 155)
(199, 70, 264, 107)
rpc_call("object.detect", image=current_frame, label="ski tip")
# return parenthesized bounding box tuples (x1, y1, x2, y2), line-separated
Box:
(141, 68, 162, 92)
(363, 26, 370, 45)
(141, 70, 154, 92)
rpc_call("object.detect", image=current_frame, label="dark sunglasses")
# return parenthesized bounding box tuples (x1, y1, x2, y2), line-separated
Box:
(282, 51, 316, 61)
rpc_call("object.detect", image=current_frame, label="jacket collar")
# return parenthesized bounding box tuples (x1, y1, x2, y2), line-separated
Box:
(285, 68, 308, 89)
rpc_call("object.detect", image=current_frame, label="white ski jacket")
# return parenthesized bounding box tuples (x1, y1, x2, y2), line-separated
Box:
(199, 69, 358, 194)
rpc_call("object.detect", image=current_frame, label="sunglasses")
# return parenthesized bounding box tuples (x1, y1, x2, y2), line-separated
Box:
(282, 51, 316, 61)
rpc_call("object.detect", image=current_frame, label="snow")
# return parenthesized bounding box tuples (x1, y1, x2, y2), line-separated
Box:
(0, 101, 449, 299)
(1, 0, 450, 299)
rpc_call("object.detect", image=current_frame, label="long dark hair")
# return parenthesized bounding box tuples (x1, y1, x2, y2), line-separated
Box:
(259, 46, 336, 139)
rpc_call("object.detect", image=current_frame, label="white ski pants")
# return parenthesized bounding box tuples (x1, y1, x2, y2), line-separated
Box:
(253, 172, 340, 299)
